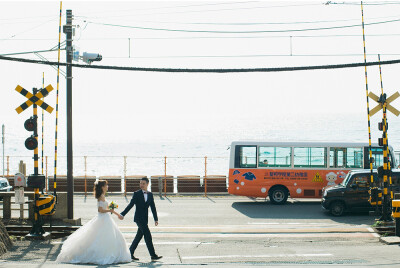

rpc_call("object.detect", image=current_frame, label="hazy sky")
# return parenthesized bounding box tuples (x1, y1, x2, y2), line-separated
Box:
(2, 0, 400, 149)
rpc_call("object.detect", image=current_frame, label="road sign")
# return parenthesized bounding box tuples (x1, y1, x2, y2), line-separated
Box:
(368, 91, 400, 117)
(15, 85, 54, 114)
(14, 172, 26, 187)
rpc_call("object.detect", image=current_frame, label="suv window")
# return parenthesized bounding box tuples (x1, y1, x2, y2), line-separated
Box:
(352, 174, 369, 188)
(390, 172, 400, 186)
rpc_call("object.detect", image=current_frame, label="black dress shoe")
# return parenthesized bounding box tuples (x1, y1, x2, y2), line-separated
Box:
(151, 255, 162, 261)
(131, 256, 139, 261)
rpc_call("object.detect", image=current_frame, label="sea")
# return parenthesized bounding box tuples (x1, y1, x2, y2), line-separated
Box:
(2, 112, 400, 179)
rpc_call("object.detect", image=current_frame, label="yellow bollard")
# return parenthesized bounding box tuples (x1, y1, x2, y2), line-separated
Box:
(392, 199, 400, 236)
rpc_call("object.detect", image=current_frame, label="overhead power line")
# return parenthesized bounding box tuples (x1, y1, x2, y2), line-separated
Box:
(83, 13, 400, 26)
(328, 1, 400, 5)
(88, 17, 400, 34)
(3, 33, 400, 41)
(1, 55, 400, 73)
(0, 48, 65, 56)
(100, 53, 400, 59)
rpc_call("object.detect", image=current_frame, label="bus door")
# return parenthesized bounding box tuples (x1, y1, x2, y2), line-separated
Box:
(330, 148, 346, 168)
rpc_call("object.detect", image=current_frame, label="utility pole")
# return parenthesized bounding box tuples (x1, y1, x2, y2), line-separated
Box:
(64, 9, 74, 219)
(2, 124, 4, 177)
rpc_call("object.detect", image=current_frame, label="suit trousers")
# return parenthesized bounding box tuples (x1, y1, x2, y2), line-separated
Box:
(130, 222, 156, 257)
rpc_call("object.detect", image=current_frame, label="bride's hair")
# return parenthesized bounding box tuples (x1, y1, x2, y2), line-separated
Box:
(94, 180, 108, 199)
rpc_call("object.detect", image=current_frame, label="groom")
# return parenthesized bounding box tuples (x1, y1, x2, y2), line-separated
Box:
(119, 177, 162, 261)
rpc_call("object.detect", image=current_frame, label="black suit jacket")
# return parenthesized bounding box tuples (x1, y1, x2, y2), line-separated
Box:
(120, 190, 158, 225)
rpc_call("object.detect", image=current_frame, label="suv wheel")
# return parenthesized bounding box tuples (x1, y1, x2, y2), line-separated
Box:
(330, 201, 345, 216)
(269, 187, 288, 205)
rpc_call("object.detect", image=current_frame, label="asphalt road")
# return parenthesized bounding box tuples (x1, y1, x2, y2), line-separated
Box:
(2, 195, 400, 267)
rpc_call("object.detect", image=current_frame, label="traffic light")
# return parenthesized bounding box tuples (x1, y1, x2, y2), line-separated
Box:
(378, 120, 388, 131)
(378, 119, 388, 147)
(24, 116, 37, 150)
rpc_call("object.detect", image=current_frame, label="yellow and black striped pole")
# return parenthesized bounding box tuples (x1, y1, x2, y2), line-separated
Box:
(361, 2, 374, 185)
(378, 55, 392, 222)
(33, 88, 39, 177)
(32, 87, 42, 233)
(378, 54, 393, 200)
(54, 1, 62, 198)
(41, 73, 44, 176)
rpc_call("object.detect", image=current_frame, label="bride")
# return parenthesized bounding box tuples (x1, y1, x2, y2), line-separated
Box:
(56, 180, 131, 264)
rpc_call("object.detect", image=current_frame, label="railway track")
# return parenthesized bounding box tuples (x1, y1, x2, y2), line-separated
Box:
(374, 226, 395, 236)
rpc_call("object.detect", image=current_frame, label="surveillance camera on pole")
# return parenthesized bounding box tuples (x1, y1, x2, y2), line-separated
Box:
(81, 52, 102, 64)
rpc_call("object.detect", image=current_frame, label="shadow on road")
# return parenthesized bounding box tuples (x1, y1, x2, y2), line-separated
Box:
(4, 240, 61, 263)
(232, 200, 375, 225)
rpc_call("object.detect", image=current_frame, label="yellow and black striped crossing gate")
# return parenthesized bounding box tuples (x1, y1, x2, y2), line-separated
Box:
(37, 194, 56, 215)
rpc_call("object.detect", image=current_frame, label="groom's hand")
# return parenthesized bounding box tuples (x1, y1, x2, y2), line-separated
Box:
(118, 215, 124, 220)
(155, 221, 158, 226)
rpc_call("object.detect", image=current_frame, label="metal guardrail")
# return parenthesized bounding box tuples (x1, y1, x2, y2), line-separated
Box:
(2, 175, 229, 197)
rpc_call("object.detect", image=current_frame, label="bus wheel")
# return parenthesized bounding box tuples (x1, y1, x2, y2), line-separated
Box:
(330, 201, 345, 216)
(269, 187, 288, 205)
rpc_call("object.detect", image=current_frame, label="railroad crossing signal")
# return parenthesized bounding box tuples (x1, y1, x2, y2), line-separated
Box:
(15, 85, 54, 114)
(14, 84, 56, 239)
(368, 91, 400, 117)
(367, 90, 399, 222)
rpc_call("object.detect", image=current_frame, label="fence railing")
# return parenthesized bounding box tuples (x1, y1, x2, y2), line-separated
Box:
(2, 155, 230, 197)
(3, 175, 229, 197)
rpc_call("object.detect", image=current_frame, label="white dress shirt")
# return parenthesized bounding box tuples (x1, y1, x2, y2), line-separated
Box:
(142, 190, 148, 202)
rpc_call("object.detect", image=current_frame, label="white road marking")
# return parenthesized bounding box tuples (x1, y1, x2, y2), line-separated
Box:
(121, 226, 259, 229)
(367, 227, 380, 237)
(182, 253, 334, 260)
(247, 222, 336, 225)
(136, 241, 215, 245)
(53, 241, 215, 246)
(247, 222, 280, 225)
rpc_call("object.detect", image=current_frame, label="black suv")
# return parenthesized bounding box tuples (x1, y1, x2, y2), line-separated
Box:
(322, 169, 400, 216)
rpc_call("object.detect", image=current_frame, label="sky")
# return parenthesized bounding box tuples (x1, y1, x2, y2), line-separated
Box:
(2, 0, 400, 157)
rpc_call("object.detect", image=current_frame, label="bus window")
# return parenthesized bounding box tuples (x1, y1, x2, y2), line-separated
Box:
(235, 146, 257, 168)
(346, 148, 363, 168)
(371, 148, 384, 168)
(337, 149, 345, 168)
(259, 147, 291, 167)
(294, 147, 326, 168)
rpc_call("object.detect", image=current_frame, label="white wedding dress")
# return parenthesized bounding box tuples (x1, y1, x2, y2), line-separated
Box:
(56, 200, 131, 265)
